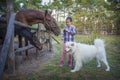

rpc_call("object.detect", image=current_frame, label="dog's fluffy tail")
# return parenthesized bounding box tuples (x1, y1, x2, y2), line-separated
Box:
(94, 39, 105, 48)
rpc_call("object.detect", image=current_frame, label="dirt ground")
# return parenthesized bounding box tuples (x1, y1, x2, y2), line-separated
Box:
(4, 42, 58, 80)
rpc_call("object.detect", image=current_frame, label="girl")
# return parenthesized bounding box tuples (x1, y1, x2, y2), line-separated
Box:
(59, 17, 77, 67)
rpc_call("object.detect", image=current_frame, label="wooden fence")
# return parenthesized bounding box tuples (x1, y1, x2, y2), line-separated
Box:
(0, 13, 38, 80)
(0, 13, 15, 80)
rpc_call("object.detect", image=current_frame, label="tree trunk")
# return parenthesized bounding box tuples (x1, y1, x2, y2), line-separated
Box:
(116, 22, 120, 35)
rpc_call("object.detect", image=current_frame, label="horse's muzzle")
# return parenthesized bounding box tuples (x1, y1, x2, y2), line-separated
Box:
(53, 27, 60, 36)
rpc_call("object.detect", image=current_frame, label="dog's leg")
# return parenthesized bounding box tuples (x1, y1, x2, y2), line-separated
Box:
(71, 61, 82, 73)
(102, 58, 110, 71)
(97, 58, 101, 68)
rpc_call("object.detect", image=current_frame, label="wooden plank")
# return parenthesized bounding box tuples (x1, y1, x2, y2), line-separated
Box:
(14, 21, 37, 30)
(0, 13, 15, 79)
(7, 23, 15, 74)
(7, 29, 15, 73)
(15, 45, 34, 53)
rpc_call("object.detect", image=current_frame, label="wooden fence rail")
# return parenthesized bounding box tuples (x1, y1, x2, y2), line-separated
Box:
(15, 45, 34, 53)
(14, 21, 37, 30)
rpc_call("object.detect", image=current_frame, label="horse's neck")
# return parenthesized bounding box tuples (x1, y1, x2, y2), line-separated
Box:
(16, 9, 45, 26)
(28, 11, 45, 25)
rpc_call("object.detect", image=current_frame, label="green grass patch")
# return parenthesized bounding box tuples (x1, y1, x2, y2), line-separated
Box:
(23, 35, 120, 80)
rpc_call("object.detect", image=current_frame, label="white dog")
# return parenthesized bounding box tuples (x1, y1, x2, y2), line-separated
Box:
(65, 39, 110, 73)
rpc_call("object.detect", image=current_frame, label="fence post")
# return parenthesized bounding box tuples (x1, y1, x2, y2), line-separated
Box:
(36, 23, 41, 59)
(0, 13, 15, 80)
(7, 14, 15, 74)
(6, 0, 15, 74)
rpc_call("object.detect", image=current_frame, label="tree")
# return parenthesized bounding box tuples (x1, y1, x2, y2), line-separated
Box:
(104, 0, 120, 35)
(0, 0, 7, 14)
(14, 0, 42, 11)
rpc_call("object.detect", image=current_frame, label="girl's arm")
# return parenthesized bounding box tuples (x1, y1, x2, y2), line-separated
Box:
(62, 27, 65, 39)
(68, 26, 76, 35)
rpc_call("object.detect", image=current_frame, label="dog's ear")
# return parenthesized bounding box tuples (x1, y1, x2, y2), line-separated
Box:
(71, 43, 74, 46)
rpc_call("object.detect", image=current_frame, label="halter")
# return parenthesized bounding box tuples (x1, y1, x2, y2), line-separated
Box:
(43, 17, 57, 33)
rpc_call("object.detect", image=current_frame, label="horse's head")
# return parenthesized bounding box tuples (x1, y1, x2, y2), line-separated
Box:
(15, 26, 43, 50)
(44, 10, 60, 36)
(30, 35, 43, 50)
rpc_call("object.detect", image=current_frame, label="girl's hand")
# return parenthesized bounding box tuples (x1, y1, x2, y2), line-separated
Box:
(65, 29, 69, 32)
(61, 38, 64, 40)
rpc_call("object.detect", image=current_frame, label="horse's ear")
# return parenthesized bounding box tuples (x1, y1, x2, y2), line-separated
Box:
(45, 10, 48, 17)
(47, 9, 52, 14)
(49, 10, 52, 14)
(45, 9, 52, 16)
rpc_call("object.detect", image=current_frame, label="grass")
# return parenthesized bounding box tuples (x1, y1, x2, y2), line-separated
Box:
(14, 35, 120, 80)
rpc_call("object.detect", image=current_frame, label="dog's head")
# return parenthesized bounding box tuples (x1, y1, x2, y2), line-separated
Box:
(65, 42, 76, 54)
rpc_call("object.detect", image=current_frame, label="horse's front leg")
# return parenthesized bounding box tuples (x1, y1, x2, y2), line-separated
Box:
(25, 38, 29, 59)
(18, 35, 22, 55)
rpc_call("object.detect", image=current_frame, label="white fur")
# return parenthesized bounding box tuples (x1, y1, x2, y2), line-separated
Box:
(65, 39, 110, 73)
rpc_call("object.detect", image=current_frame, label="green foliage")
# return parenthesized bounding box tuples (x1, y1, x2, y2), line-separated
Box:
(104, 0, 120, 34)
(0, 1, 6, 14)
(1, 0, 119, 35)
(52, 0, 61, 9)
(60, 0, 73, 7)
(14, 0, 42, 11)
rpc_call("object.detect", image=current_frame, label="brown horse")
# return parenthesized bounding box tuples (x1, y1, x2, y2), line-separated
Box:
(0, 9, 60, 46)
(0, 14, 41, 49)
(0, 9, 60, 59)
(15, 9, 60, 58)
(15, 9, 60, 36)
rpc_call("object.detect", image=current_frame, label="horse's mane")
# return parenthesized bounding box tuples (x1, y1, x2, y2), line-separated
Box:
(15, 9, 45, 25)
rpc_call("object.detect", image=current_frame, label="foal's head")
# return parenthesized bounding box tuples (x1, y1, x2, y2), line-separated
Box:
(44, 10, 60, 36)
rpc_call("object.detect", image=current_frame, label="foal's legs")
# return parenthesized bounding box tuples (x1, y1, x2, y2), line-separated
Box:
(25, 38, 29, 59)
(18, 35, 29, 59)
(18, 35, 22, 55)
(18, 35, 22, 48)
